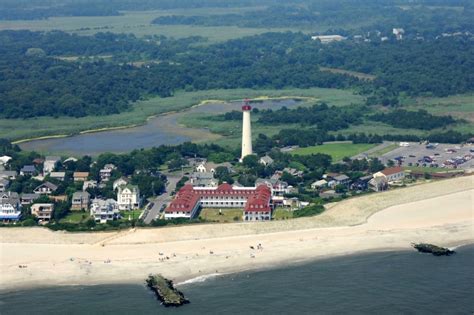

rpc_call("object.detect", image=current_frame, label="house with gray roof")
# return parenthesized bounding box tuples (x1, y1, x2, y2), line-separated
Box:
(20, 165, 37, 176)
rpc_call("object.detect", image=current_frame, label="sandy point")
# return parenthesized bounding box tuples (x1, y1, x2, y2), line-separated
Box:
(0, 176, 473, 291)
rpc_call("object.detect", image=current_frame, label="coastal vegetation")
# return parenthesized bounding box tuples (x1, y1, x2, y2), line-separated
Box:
(145, 274, 189, 307)
(413, 243, 456, 256)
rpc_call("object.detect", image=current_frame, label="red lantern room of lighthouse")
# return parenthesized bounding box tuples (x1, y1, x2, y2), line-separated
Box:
(242, 98, 252, 111)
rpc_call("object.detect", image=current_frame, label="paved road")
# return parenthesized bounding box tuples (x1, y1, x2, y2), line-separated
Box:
(351, 141, 396, 160)
(143, 175, 181, 224)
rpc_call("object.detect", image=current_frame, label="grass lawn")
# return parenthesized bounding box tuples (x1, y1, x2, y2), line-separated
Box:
(60, 211, 90, 223)
(272, 208, 294, 220)
(199, 208, 242, 223)
(119, 210, 144, 221)
(291, 143, 377, 161)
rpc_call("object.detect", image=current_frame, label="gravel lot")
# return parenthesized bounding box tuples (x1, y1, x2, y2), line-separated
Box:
(379, 142, 474, 170)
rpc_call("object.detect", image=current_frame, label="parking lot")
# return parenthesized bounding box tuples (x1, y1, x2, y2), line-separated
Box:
(380, 142, 474, 170)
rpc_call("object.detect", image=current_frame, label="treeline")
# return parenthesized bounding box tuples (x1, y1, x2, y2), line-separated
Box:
(315, 38, 474, 98)
(0, 31, 355, 118)
(370, 109, 456, 130)
(257, 103, 365, 131)
(152, 1, 473, 36)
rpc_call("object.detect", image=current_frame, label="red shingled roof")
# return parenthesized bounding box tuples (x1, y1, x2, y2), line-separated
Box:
(380, 166, 403, 176)
(165, 184, 272, 213)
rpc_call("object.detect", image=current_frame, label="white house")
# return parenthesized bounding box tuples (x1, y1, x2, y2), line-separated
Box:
(90, 198, 120, 223)
(0, 192, 21, 221)
(82, 180, 97, 191)
(100, 164, 116, 182)
(113, 177, 129, 190)
(393, 28, 405, 40)
(311, 179, 328, 190)
(117, 184, 140, 210)
(374, 167, 405, 183)
(31, 203, 54, 222)
(43, 156, 61, 174)
(33, 182, 58, 195)
(259, 155, 274, 166)
(0, 155, 12, 166)
(195, 162, 233, 174)
(0, 170, 17, 180)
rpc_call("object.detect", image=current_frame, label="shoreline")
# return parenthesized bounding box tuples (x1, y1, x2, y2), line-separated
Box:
(13, 96, 310, 146)
(1, 177, 472, 292)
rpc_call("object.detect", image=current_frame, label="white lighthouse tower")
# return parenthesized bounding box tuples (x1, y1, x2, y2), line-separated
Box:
(240, 99, 253, 162)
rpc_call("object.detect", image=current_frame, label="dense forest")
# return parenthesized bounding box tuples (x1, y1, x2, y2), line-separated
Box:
(370, 109, 456, 130)
(257, 103, 365, 131)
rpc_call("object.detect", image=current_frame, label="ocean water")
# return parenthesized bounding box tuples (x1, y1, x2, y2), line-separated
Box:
(2, 245, 473, 314)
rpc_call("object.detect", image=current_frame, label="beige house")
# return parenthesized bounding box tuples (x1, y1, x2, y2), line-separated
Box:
(31, 203, 54, 222)
(74, 172, 89, 182)
(373, 167, 405, 183)
(71, 191, 90, 211)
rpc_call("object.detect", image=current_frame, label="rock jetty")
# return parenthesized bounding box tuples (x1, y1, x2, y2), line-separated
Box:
(412, 243, 455, 256)
(146, 274, 189, 307)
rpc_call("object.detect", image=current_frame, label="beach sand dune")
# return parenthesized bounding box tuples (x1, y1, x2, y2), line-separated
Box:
(1, 176, 473, 291)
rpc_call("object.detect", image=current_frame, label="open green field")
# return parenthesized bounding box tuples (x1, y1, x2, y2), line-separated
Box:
(0, 9, 298, 44)
(199, 208, 242, 223)
(59, 211, 90, 224)
(291, 143, 377, 161)
(272, 208, 294, 220)
(3, 87, 361, 142)
(120, 210, 143, 221)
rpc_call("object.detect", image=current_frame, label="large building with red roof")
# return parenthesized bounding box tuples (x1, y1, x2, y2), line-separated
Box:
(165, 183, 272, 221)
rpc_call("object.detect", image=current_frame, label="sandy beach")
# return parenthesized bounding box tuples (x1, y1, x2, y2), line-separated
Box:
(1, 176, 473, 291)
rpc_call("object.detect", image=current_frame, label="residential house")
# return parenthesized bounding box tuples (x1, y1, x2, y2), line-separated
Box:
(49, 171, 66, 181)
(283, 168, 304, 177)
(117, 184, 140, 210)
(100, 164, 116, 182)
(190, 172, 218, 187)
(325, 174, 350, 188)
(311, 179, 328, 190)
(319, 190, 342, 199)
(73, 172, 89, 182)
(82, 180, 97, 191)
(369, 176, 388, 192)
(90, 198, 120, 223)
(71, 191, 90, 211)
(63, 157, 78, 164)
(20, 165, 36, 176)
(374, 167, 405, 183)
(351, 175, 373, 191)
(255, 178, 293, 205)
(113, 177, 129, 190)
(393, 28, 405, 40)
(31, 203, 54, 222)
(0, 170, 17, 180)
(33, 182, 58, 195)
(259, 155, 274, 166)
(195, 162, 233, 174)
(0, 155, 12, 166)
(43, 156, 61, 174)
(0, 178, 9, 192)
(20, 193, 40, 205)
(0, 192, 21, 221)
(282, 197, 309, 210)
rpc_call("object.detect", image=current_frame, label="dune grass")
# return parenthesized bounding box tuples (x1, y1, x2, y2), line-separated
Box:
(3, 87, 361, 142)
